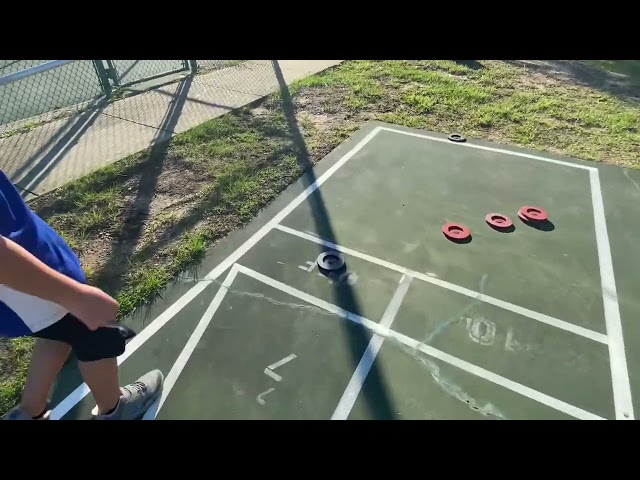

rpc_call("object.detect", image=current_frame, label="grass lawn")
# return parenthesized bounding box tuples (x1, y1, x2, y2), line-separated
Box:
(1, 59, 639, 416)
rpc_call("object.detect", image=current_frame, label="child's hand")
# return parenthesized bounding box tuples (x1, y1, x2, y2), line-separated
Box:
(67, 284, 120, 331)
(0, 234, 119, 330)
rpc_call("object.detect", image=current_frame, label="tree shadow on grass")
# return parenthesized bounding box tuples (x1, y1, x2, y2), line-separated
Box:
(505, 60, 640, 105)
(89, 77, 193, 295)
(454, 60, 485, 70)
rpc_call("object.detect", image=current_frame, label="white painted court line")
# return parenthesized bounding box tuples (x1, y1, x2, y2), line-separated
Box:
(332, 274, 413, 420)
(264, 354, 297, 382)
(142, 265, 240, 420)
(236, 265, 604, 420)
(590, 169, 634, 420)
(256, 388, 275, 405)
(264, 369, 283, 382)
(378, 127, 598, 172)
(49, 125, 384, 419)
(267, 354, 298, 371)
(274, 224, 609, 346)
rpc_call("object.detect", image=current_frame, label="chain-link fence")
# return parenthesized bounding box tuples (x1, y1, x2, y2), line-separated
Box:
(111, 60, 186, 87)
(196, 60, 244, 71)
(0, 61, 106, 134)
(0, 60, 250, 137)
(0, 59, 287, 197)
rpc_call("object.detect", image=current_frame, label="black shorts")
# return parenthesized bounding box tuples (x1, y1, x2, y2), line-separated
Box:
(33, 313, 127, 362)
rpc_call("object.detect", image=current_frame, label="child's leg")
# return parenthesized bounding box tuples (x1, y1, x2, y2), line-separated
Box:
(86, 364, 163, 420)
(32, 313, 163, 420)
(20, 338, 71, 417)
(78, 357, 122, 415)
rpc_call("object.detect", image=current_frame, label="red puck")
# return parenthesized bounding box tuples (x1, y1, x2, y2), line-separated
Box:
(442, 222, 471, 241)
(485, 213, 513, 229)
(518, 205, 548, 222)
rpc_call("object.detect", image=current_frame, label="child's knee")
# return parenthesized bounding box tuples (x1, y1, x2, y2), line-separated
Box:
(74, 329, 126, 362)
(34, 313, 126, 363)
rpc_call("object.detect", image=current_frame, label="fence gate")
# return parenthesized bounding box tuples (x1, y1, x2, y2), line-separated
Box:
(103, 60, 193, 89)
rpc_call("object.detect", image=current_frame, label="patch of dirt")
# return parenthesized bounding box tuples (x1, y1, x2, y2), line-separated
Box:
(138, 202, 198, 250)
(146, 188, 201, 221)
(297, 111, 347, 137)
(306, 113, 331, 130)
(251, 107, 270, 117)
(443, 72, 470, 81)
(77, 236, 113, 276)
(295, 86, 354, 115)
(518, 71, 561, 89)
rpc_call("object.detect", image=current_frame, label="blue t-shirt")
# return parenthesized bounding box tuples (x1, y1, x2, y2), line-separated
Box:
(0, 170, 86, 337)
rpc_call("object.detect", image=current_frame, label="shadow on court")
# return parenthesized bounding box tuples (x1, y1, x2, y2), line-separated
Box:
(272, 60, 397, 419)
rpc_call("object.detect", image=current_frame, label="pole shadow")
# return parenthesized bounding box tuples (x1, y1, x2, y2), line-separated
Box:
(272, 60, 396, 420)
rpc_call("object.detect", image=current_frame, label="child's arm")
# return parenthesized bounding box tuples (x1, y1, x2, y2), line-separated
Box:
(0, 235, 119, 330)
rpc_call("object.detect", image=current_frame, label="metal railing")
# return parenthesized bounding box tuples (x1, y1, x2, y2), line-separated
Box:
(0, 60, 75, 85)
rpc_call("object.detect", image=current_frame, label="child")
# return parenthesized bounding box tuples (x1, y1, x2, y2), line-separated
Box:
(0, 169, 162, 420)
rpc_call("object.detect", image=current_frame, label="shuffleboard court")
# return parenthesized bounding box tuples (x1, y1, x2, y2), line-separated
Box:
(48, 122, 640, 420)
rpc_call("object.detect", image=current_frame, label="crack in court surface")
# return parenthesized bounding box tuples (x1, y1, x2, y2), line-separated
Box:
(395, 341, 507, 419)
(623, 169, 640, 194)
(422, 273, 487, 346)
(401, 273, 506, 419)
(184, 276, 349, 318)
(176, 271, 506, 419)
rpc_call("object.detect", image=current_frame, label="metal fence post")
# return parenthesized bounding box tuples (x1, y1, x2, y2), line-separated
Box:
(187, 60, 198, 74)
(93, 60, 113, 99)
(105, 60, 120, 87)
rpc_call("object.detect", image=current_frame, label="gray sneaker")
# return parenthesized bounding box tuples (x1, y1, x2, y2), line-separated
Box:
(92, 369, 163, 420)
(2, 405, 51, 420)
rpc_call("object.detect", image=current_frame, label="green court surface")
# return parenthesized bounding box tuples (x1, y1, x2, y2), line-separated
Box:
(48, 122, 640, 420)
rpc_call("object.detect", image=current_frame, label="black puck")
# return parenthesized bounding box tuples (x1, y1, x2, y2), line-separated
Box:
(316, 251, 345, 272)
(448, 133, 467, 143)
